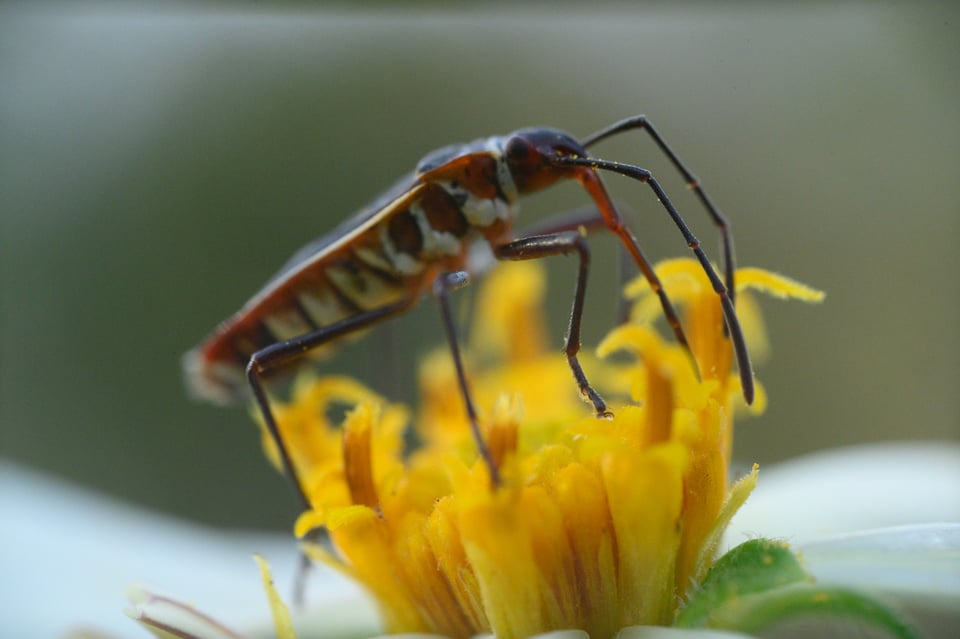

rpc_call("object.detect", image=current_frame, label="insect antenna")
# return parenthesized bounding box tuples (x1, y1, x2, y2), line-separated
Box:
(553, 154, 755, 404)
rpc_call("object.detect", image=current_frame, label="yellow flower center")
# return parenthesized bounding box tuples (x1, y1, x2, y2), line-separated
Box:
(260, 259, 822, 639)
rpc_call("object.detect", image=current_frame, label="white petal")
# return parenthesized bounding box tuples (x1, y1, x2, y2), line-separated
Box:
(798, 523, 960, 639)
(723, 442, 960, 548)
(0, 460, 376, 638)
(721, 444, 960, 639)
(799, 523, 960, 597)
(126, 585, 245, 639)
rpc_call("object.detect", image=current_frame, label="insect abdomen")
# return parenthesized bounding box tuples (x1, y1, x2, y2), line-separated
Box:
(183, 182, 491, 406)
(184, 242, 416, 405)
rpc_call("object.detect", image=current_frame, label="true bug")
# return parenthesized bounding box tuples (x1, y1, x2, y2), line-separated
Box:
(184, 115, 753, 507)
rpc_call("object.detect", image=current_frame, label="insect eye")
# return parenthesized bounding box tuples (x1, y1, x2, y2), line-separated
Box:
(505, 135, 534, 162)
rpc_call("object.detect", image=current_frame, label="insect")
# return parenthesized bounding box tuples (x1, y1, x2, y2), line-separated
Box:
(183, 115, 753, 508)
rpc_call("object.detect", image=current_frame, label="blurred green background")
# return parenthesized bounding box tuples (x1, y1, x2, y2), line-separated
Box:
(2, 3, 957, 531)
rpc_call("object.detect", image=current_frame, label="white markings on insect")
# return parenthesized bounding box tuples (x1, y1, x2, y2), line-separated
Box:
(264, 310, 314, 342)
(181, 349, 246, 406)
(487, 136, 520, 204)
(354, 246, 396, 274)
(325, 265, 406, 310)
(299, 290, 348, 327)
(378, 223, 424, 276)
(411, 203, 463, 258)
(442, 181, 514, 228)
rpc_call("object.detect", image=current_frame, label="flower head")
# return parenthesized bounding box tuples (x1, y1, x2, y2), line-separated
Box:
(262, 259, 823, 639)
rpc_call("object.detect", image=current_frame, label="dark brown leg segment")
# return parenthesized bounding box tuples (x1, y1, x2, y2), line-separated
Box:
(552, 154, 754, 405)
(494, 231, 613, 419)
(433, 270, 500, 486)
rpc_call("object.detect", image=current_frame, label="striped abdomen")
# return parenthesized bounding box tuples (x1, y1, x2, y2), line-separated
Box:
(183, 176, 515, 405)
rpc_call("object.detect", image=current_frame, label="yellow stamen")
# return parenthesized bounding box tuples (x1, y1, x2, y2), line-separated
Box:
(343, 402, 379, 510)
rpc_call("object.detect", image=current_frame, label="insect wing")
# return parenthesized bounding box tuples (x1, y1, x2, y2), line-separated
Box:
(262, 171, 421, 291)
(184, 174, 427, 405)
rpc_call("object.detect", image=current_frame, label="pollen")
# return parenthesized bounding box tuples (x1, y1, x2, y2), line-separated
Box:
(264, 259, 822, 639)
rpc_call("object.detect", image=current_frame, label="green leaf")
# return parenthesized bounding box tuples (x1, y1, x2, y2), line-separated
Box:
(677, 539, 921, 639)
(678, 539, 809, 627)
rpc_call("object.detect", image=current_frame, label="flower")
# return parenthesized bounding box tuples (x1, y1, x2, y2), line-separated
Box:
(7, 259, 954, 637)
(258, 259, 824, 639)
(35, 257, 944, 639)
(8, 445, 955, 638)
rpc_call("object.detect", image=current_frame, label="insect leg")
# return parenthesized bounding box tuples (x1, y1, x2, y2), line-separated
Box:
(511, 203, 634, 324)
(494, 231, 613, 419)
(554, 155, 754, 404)
(433, 271, 500, 486)
(246, 297, 415, 512)
(582, 115, 737, 302)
